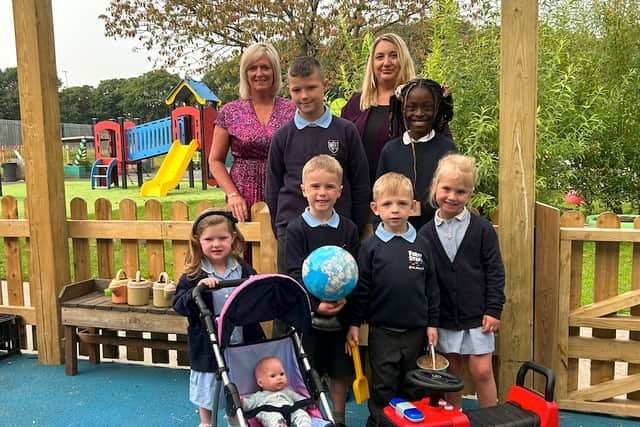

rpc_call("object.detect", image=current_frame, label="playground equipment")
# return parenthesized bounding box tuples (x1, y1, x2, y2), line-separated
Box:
(91, 79, 220, 195)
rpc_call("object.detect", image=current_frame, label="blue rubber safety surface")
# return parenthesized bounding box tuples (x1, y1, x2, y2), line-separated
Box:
(1, 354, 639, 426)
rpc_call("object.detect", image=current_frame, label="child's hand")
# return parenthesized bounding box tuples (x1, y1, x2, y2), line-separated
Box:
(317, 298, 346, 316)
(427, 327, 438, 349)
(345, 326, 360, 355)
(198, 278, 219, 289)
(482, 315, 500, 334)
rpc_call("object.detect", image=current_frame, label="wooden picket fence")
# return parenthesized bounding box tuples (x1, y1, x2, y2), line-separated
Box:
(0, 196, 276, 365)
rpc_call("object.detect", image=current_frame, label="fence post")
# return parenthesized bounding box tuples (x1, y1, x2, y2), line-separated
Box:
(534, 203, 560, 390)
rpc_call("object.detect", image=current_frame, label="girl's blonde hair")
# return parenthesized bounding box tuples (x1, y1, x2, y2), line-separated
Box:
(184, 210, 246, 277)
(372, 172, 414, 202)
(239, 43, 283, 99)
(360, 33, 416, 111)
(429, 154, 477, 209)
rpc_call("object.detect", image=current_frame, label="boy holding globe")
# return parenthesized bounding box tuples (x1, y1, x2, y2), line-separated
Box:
(347, 172, 440, 427)
(285, 154, 360, 427)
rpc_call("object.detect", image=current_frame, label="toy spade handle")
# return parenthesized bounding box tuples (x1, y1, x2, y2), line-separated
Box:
(349, 340, 364, 377)
(516, 360, 555, 402)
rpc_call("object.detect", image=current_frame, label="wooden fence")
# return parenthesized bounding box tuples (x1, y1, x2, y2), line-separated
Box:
(2, 197, 640, 417)
(534, 203, 640, 417)
(0, 196, 276, 364)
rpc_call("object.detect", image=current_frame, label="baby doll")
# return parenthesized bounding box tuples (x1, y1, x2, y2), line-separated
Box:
(242, 356, 312, 427)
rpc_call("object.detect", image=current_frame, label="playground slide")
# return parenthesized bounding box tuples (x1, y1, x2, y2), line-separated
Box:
(140, 139, 199, 197)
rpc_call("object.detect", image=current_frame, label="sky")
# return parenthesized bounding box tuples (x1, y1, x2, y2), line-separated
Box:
(0, 0, 158, 88)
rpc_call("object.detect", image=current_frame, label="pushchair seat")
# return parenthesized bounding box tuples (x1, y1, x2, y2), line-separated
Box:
(225, 334, 331, 427)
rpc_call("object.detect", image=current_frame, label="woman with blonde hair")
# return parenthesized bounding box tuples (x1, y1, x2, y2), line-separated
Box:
(342, 33, 453, 184)
(209, 42, 296, 222)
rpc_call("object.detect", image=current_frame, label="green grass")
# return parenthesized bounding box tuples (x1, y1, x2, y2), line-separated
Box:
(580, 241, 634, 310)
(1, 179, 225, 218)
(1, 179, 226, 280)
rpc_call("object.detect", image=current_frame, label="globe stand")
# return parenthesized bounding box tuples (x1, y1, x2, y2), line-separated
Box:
(311, 313, 342, 331)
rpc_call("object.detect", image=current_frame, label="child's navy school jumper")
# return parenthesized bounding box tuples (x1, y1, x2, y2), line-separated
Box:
(419, 214, 505, 330)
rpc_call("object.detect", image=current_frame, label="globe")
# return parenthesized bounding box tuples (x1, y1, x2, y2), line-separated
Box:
(302, 245, 358, 301)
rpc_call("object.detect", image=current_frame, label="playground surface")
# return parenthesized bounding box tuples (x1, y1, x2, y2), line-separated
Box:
(1, 353, 638, 427)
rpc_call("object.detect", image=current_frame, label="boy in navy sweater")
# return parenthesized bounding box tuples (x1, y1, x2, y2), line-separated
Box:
(347, 172, 439, 427)
(265, 56, 370, 273)
(285, 154, 359, 427)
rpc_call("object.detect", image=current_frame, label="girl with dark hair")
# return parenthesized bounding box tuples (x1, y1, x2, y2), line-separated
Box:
(376, 78, 457, 229)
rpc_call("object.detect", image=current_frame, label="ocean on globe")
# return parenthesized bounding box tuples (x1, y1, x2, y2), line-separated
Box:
(302, 245, 358, 301)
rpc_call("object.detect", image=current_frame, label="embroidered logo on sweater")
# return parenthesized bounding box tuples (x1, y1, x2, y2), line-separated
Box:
(327, 139, 340, 154)
(408, 250, 425, 270)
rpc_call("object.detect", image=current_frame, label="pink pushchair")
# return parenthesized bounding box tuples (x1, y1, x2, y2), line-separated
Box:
(192, 273, 336, 426)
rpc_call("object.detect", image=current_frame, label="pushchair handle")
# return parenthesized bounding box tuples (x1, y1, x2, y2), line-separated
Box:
(192, 279, 246, 300)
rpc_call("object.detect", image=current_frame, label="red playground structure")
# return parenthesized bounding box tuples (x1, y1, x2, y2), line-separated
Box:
(91, 79, 219, 193)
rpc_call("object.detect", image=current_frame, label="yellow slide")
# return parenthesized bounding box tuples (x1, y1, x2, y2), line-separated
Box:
(140, 139, 199, 197)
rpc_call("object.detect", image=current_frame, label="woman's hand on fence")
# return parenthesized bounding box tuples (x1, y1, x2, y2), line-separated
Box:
(227, 193, 248, 222)
(198, 278, 219, 289)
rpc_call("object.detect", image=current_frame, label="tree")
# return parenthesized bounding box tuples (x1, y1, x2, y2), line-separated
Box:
(120, 69, 179, 121)
(0, 67, 20, 120)
(59, 85, 95, 124)
(100, 0, 433, 73)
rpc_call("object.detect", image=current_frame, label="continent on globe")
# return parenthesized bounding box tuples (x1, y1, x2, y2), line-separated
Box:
(301, 245, 358, 301)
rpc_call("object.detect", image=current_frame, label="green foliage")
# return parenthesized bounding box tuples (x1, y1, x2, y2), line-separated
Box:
(101, 0, 432, 73)
(0, 67, 20, 120)
(59, 85, 95, 124)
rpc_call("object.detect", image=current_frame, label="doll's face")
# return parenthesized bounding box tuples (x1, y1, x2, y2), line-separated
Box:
(256, 358, 288, 392)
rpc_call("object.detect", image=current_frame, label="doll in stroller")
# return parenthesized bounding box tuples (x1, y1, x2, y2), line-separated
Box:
(191, 273, 337, 427)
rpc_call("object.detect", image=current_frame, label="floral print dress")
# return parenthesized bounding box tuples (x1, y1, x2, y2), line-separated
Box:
(216, 96, 296, 212)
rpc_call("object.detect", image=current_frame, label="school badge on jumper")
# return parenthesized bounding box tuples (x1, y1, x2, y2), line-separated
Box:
(327, 139, 340, 154)
(408, 250, 425, 270)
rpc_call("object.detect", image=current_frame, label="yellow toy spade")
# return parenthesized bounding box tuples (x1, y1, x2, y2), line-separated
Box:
(349, 340, 370, 404)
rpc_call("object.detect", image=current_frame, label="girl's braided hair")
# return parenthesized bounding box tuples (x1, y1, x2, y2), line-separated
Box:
(389, 78, 454, 139)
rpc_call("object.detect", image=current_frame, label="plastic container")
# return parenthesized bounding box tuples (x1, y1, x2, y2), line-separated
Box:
(152, 272, 176, 308)
(108, 269, 128, 304)
(127, 271, 151, 306)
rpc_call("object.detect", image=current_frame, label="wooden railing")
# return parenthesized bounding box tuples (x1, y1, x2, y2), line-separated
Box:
(534, 205, 640, 417)
(0, 196, 276, 357)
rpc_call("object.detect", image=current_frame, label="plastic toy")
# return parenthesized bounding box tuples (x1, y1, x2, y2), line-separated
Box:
(390, 398, 424, 423)
(382, 361, 559, 427)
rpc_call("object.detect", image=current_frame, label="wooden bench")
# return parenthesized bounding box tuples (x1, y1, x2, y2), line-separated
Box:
(59, 279, 188, 375)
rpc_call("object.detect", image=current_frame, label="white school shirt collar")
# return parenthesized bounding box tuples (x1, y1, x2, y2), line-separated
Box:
(402, 129, 436, 145)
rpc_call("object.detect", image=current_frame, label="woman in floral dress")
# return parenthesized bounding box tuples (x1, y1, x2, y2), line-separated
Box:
(208, 43, 296, 221)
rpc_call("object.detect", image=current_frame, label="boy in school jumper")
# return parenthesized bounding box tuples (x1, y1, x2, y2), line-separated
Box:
(265, 56, 370, 273)
(285, 154, 360, 427)
(418, 154, 505, 409)
(347, 172, 439, 427)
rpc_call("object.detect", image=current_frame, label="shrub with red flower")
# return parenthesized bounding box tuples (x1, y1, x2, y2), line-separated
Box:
(564, 190, 584, 206)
